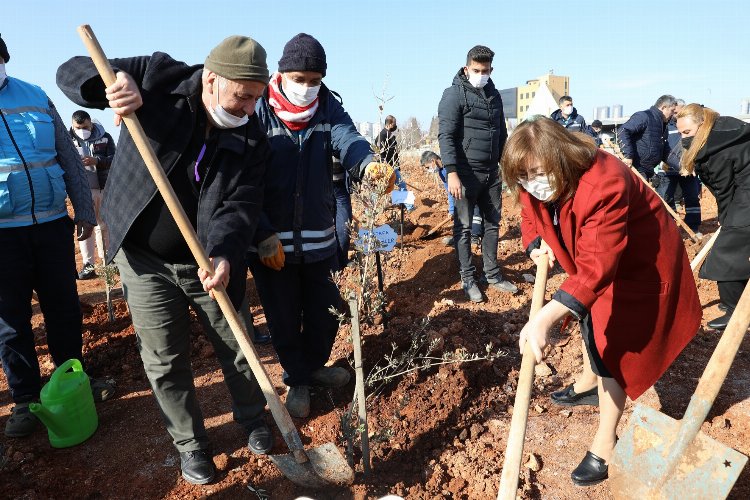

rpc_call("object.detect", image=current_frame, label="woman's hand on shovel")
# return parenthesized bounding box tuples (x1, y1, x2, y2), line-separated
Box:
(198, 256, 230, 300)
(518, 300, 570, 363)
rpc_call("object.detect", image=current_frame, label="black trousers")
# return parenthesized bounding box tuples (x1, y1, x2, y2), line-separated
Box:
(248, 253, 342, 387)
(718, 280, 748, 311)
(0, 217, 83, 403)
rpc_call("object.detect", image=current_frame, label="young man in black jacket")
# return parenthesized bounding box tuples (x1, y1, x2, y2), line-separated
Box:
(57, 36, 273, 485)
(438, 45, 517, 302)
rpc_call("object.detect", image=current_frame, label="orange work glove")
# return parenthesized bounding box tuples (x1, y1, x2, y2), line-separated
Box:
(364, 161, 397, 194)
(258, 235, 285, 271)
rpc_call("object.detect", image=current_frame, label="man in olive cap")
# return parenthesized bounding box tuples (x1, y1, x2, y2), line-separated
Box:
(248, 33, 394, 419)
(57, 36, 273, 485)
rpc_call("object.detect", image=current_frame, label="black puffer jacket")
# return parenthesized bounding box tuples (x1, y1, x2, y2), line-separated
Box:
(694, 116, 750, 281)
(438, 69, 507, 176)
(617, 106, 668, 174)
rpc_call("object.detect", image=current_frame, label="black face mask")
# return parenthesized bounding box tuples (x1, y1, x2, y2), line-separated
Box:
(681, 136, 694, 149)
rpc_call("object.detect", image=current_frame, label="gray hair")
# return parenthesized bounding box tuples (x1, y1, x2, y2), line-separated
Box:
(675, 98, 686, 106)
(654, 95, 677, 108)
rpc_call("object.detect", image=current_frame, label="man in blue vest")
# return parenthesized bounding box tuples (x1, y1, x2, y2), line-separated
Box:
(0, 34, 115, 439)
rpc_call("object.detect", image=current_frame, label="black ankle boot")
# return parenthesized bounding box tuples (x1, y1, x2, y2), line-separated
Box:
(571, 451, 608, 486)
(708, 310, 733, 331)
(180, 450, 215, 485)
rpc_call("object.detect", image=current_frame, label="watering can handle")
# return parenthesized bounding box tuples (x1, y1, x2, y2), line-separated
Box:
(48, 359, 83, 391)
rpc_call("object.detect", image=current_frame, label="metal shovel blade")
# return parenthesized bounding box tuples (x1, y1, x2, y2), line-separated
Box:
(609, 405, 747, 499)
(270, 442, 354, 488)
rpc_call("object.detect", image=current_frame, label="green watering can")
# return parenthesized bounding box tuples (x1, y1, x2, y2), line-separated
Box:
(30, 359, 98, 448)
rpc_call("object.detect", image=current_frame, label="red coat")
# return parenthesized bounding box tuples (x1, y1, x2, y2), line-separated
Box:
(520, 150, 701, 399)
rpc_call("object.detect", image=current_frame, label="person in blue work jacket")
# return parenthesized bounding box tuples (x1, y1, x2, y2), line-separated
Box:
(0, 34, 114, 440)
(248, 33, 394, 419)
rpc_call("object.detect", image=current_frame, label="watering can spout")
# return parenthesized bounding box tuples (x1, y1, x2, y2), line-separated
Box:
(29, 403, 64, 435)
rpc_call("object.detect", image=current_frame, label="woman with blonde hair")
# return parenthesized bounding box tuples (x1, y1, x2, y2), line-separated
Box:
(501, 117, 701, 486)
(677, 104, 750, 330)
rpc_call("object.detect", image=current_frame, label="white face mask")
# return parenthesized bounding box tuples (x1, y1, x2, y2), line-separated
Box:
(208, 76, 249, 129)
(282, 77, 321, 107)
(75, 128, 92, 140)
(562, 105, 573, 116)
(0, 63, 6, 87)
(519, 174, 555, 201)
(467, 72, 490, 89)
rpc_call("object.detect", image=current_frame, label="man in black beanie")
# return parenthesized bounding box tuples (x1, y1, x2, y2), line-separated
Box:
(57, 36, 273, 485)
(249, 33, 394, 419)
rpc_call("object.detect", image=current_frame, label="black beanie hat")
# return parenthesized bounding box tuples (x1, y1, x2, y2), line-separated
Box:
(0, 34, 9, 63)
(278, 33, 326, 77)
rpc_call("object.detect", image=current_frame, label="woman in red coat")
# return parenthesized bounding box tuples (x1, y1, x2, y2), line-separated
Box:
(501, 117, 701, 486)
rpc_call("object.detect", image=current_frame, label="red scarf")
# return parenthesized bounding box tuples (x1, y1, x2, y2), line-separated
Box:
(267, 72, 319, 131)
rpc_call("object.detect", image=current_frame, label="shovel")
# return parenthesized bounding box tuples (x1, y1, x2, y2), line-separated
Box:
(413, 213, 453, 240)
(77, 25, 353, 488)
(690, 227, 721, 272)
(608, 279, 750, 498)
(497, 241, 550, 499)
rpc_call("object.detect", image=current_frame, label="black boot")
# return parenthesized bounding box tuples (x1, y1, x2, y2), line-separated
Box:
(180, 450, 215, 485)
(550, 384, 599, 407)
(571, 451, 608, 486)
(708, 310, 733, 331)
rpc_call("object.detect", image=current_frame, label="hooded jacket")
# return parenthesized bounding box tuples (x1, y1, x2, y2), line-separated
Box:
(694, 116, 750, 281)
(68, 122, 116, 189)
(438, 69, 507, 177)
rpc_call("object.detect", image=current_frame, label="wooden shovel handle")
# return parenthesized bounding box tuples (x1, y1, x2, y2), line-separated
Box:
(423, 214, 454, 237)
(690, 227, 721, 272)
(76, 25, 308, 463)
(629, 167, 700, 242)
(497, 241, 550, 499)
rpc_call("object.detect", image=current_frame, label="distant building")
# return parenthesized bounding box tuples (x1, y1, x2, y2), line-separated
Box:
(741, 99, 750, 115)
(516, 72, 570, 121)
(612, 104, 624, 119)
(594, 106, 610, 120)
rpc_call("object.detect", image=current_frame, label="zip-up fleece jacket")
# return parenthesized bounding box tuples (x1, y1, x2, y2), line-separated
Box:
(69, 122, 116, 189)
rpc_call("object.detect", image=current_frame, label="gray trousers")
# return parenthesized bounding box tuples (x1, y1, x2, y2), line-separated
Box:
(116, 245, 266, 452)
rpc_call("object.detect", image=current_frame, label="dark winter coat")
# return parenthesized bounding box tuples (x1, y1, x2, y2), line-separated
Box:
(376, 127, 399, 168)
(694, 116, 750, 281)
(253, 85, 373, 264)
(617, 106, 669, 174)
(56, 52, 270, 307)
(663, 118, 682, 175)
(438, 69, 507, 177)
(68, 122, 116, 188)
(550, 107, 591, 135)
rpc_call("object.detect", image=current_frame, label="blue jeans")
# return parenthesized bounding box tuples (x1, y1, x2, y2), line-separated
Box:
(0, 217, 83, 403)
(655, 173, 701, 231)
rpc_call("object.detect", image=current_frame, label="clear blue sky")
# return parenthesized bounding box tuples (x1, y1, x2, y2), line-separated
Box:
(4, 0, 748, 138)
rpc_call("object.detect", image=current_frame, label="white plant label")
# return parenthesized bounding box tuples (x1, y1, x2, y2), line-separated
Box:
(356, 224, 398, 254)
